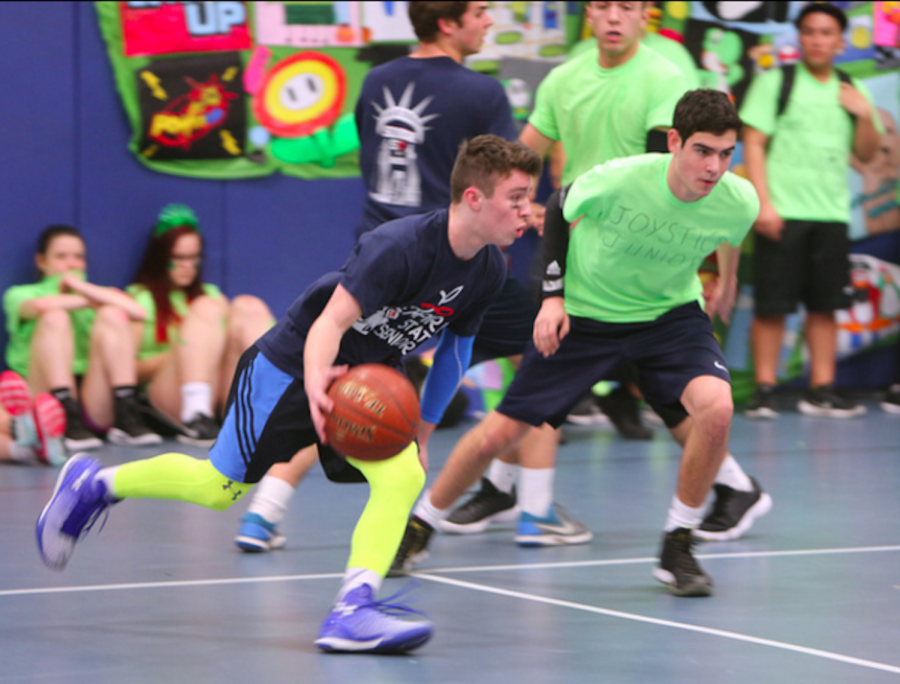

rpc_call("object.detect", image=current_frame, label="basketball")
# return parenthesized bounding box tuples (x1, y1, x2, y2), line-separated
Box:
(324, 364, 420, 461)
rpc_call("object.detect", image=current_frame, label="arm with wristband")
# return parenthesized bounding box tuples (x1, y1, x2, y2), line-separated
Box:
(416, 328, 475, 469)
(534, 184, 574, 357)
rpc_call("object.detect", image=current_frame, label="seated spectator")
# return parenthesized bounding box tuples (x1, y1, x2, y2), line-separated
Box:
(128, 204, 275, 446)
(3, 225, 160, 449)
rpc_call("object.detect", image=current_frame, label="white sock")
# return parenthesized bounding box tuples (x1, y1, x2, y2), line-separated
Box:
(12, 414, 37, 448)
(245, 475, 296, 524)
(412, 490, 449, 528)
(337, 568, 382, 601)
(714, 453, 753, 492)
(8, 442, 35, 462)
(180, 382, 213, 423)
(519, 467, 554, 518)
(664, 495, 706, 531)
(487, 459, 519, 494)
(95, 466, 120, 500)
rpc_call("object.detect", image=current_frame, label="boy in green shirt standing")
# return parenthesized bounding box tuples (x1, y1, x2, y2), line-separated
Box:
(446, 2, 769, 546)
(741, 3, 882, 419)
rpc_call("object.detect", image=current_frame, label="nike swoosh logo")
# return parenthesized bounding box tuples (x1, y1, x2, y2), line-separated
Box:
(714, 361, 728, 372)
(531, 521, 580, 535)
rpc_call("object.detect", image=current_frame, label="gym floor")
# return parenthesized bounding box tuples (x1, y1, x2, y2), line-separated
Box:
(3, 399, 899, 684)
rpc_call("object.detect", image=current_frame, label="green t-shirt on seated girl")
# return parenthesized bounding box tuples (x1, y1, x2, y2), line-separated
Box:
(3, 275, 96, 376)
(126, 283, 222, 360)
(562, 154, 760, 323)
(739, 63, 883, 223)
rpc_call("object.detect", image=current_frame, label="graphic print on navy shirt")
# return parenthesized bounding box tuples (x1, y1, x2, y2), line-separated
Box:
(256, 210, 507, 378)
(355, 56, 516, 237)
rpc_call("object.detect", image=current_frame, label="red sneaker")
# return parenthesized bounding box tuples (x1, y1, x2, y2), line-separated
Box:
(0, 370, 33, 418)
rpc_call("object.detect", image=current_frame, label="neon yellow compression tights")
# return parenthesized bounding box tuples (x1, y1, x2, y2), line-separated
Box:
(111, 442, 425, 576)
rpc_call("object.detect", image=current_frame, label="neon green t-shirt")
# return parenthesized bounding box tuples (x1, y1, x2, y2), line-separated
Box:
(568, 34, 701, 89)
(562, 154, 760, 323)
(127, 283, 222, 359)
(3, 275, 96, 376)
(529, 43, 687, 185)
(739, 63, 883, 223)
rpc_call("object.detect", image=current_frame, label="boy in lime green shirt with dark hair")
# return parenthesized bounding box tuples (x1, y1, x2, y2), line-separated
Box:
(395, 89, 767, 597)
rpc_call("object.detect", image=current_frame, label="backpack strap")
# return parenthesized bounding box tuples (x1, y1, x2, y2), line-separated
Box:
(776, 64, 796, 119)
(776, 63, 855, 121)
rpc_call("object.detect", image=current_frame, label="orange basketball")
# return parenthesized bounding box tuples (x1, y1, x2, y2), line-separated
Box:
(324, 364, 420, 461)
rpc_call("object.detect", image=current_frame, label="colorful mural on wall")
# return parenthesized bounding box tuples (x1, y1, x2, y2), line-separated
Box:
(96, 1, 570, 180)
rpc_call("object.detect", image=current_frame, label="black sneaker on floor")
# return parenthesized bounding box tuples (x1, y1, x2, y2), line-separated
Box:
(565, 395, 608, 426)
(694, 477, 773, 542)
(177, 414, 220, 446)
(131, 389, 186, 438)
(797, 385, 866, 418)
(653, 527, 713, 597)
(880, 384, 900, 415)
(388, 516, 434, 577)
(108, 396, 163, 446)
(59, 399, 103, 451)
(595, 387, 652, 440)
(745, 385, 778, 420)
(439, 478, 519, 534)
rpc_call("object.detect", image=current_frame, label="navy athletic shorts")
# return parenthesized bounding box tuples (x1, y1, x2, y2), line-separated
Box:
(497, 302, 730, 428)
(209, 346, 366, 485)
(470, 273, 539, 366)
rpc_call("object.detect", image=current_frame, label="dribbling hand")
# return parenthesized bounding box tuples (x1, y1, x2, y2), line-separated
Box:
(305, 364, 348, 443)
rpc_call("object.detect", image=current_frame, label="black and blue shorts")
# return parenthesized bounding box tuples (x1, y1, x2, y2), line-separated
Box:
(497, 302, 730, 429)
(209, 345, 366, 485)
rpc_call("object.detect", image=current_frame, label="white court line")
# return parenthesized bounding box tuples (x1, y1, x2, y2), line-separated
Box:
(3, 544, 899, 599)
(0, 572, 342, 598)
(422, 543, 900, 575)
(416, 572, 900, 676)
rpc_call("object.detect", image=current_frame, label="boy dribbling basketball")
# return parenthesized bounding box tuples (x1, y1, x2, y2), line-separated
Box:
(35, 135, 541, 654)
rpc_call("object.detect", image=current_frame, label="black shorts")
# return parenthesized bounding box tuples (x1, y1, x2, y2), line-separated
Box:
(497, 302, 730, 428)
(753, 220, 852, 315)
(470, 273, 539, 366)
(209, 346, 367, 485)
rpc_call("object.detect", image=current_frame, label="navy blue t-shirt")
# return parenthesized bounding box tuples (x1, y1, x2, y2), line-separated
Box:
(355, 56, 516, 238)
(257, 209, 508, 378)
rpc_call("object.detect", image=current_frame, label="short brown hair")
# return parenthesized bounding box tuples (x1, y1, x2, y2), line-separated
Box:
(408, 1, 469, 42)
(450, 135, 543, 203)
(672, 89, 742, 144)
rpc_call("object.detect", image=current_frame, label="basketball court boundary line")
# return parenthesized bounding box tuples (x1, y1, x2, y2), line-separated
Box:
(415, 572, 900, 675)
(419, 543, 900, 575)
(2, 543, 897, 598)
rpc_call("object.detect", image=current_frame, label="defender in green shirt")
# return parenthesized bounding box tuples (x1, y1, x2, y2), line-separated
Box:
(396, 90, 764, 597)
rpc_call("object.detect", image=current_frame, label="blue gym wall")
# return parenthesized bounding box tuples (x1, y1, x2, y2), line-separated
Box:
(0, 1, 363, 341)
(0, 2, 896, 387)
